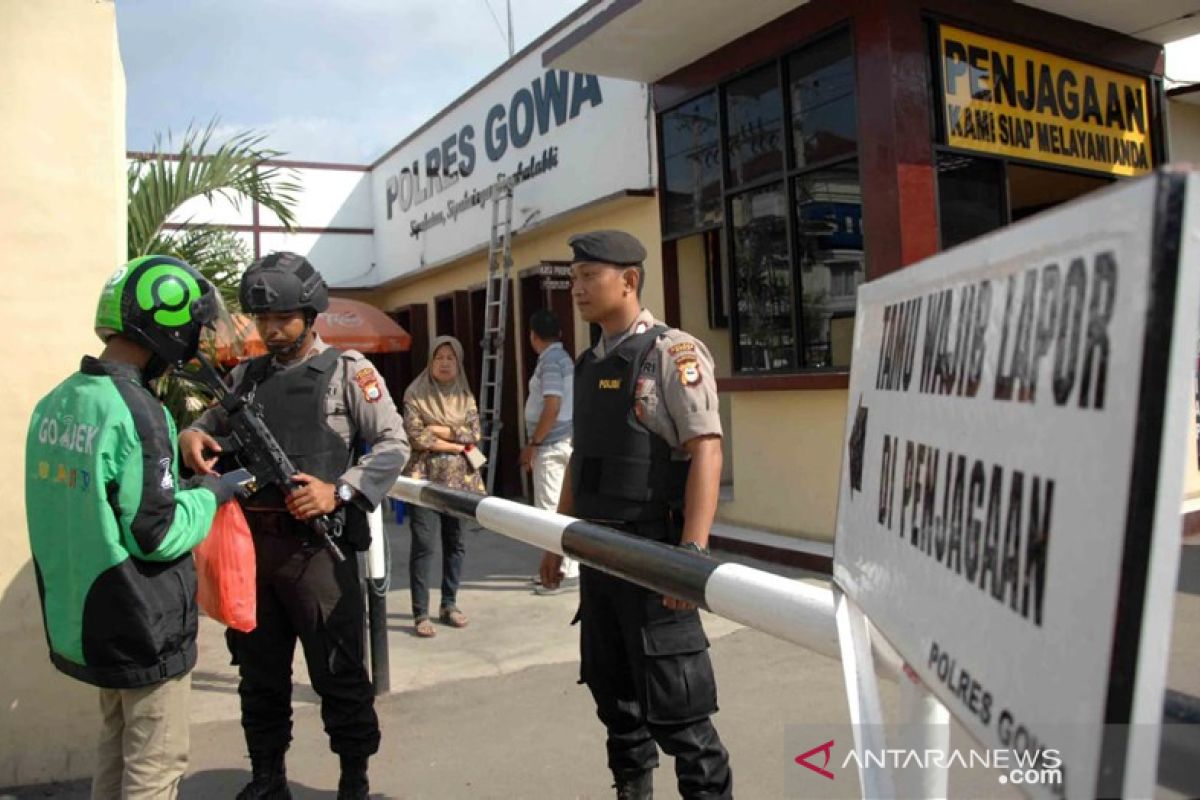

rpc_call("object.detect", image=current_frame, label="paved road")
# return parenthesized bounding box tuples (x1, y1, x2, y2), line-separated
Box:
(7, 520, 1197, 798)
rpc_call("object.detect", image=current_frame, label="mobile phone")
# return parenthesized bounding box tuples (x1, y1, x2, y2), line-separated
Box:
(219, 468, 257, 494)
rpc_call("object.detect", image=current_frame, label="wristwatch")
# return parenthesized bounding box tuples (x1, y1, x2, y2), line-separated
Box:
(335, 482, 355, 508)
(680, 541, 710, 555)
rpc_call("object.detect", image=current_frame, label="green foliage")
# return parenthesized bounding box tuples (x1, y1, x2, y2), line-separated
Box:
(127, 120, 300, 425)
(128, 120, 299, 263)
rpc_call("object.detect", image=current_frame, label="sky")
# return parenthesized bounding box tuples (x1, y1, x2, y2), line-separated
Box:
(1167, 34, 1200, 87)
(117, 0, 580, 164)
(117, 3, 1200, 165)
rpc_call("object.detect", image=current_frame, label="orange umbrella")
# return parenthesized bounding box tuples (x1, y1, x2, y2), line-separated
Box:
(214, 297, 412, 362)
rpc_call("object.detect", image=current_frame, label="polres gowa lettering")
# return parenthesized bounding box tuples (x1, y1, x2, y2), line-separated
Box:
(385, 69, 603, 220)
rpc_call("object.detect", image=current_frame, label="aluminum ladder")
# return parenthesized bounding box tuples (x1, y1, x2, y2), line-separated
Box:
(477, 181, 514, 495)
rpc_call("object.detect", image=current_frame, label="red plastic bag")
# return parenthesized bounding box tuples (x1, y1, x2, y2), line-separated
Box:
(194, 501, 257, 632)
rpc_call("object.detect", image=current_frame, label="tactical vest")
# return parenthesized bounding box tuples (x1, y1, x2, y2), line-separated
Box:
(570, 325, 688, 525)
(234, 350, 368, 548)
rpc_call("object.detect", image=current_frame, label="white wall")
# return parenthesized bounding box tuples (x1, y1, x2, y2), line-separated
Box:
(258, 168, 372, 229)
(259, 230, 376, 286)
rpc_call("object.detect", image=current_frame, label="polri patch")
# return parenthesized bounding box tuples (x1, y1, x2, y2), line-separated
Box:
(355, 367, 383, 403)
(675, 356, 702, 387)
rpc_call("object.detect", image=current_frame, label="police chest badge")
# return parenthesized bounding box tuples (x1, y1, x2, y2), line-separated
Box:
(355, 368, 383, 403)
(675, 355, 702, 387)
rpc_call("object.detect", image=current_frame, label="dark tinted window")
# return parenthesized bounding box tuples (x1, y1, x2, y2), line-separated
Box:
(730, 183, 795, 371)
(789, 32, 857, 168)
(662, 92, 722, 236)
(793, 160, 862, 368)
(937, 153, 1006, 249)
(725, 65, 785, 187)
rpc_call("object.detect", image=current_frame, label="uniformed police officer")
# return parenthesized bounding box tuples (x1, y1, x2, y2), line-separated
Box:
(540, 231, 733, 799)
(179, 253, 410, 800)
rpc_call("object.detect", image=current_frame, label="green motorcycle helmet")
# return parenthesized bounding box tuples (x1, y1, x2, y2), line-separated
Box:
(94, 255, 219, 369)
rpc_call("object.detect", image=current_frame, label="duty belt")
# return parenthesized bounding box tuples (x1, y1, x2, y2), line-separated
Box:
(242, 508, 309, 539)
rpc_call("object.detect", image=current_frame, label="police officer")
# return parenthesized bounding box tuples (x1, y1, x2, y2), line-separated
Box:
(540, 231, 733, 799)
(179, 252, 410, 800)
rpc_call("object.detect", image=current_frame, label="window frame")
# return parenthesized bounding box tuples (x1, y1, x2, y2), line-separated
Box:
(656, 23, 861, 376)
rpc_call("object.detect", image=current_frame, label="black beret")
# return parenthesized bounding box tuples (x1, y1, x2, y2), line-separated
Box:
(568, 230, 647, 267)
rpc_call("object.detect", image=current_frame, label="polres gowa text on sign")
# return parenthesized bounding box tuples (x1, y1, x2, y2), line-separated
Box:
(384, 70, 603, 222)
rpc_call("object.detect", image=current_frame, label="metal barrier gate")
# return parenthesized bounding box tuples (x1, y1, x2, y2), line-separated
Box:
(386, 476, 1199, 798)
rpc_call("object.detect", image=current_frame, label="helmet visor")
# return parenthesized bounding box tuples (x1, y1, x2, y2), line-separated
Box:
(193, 289, 239, 364)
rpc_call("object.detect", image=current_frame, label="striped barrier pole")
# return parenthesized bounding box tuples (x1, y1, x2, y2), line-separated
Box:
(386, 477, 1200, 797)
(387, 476, 903, 678)
(387, 477, 941, 795)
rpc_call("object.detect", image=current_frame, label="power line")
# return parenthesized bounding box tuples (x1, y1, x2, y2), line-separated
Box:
(479, 0, 508, 50)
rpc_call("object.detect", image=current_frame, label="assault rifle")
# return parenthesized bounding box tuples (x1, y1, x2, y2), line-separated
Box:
(187, 355, 346, 562)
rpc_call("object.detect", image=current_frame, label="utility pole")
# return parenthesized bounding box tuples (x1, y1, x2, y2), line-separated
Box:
(506, 0, 515, 57)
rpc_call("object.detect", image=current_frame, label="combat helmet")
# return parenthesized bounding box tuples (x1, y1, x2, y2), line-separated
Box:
(238, 251, 329, 315)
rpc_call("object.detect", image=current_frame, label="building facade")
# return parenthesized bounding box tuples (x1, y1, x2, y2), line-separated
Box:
(545, 0, 1200, 562)
(140, 1, 1200, 553)
(352, 4, 662, 497)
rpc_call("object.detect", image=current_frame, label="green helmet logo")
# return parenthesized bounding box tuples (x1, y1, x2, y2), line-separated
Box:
(94, 255, 217, 367)
(135, 263, 202, 328)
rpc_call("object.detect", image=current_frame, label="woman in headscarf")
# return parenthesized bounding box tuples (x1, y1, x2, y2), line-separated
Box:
(402, 336, 485, 638)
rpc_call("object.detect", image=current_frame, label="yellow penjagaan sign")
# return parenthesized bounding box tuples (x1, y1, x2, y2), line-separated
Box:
(938, 25, 1153, 176)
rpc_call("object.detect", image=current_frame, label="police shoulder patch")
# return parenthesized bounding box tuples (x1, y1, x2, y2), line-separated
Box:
(354, 367, 383, 403)
(675, 356, 702, 388)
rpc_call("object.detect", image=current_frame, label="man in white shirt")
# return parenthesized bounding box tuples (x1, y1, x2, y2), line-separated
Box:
(519, 309, 579, 592)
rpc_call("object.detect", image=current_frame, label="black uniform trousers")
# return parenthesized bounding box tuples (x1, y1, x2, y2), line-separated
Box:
(578, 557, 732, 799)
(227, 511, 379, 758)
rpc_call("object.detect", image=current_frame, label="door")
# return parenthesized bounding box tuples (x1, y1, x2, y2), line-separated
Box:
(518, 261, 577, 387)
(381, 303, 429, 398)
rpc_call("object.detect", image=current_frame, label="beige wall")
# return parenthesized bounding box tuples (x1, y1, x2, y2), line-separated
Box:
(719, 390, 848, 540)
(673, 232, 849, 539)
(675, 234, 731, 378)
(0, 0, 126, 787)
(672, 235, 849, 542)
(675, 233, 735, 483)
(1169, 99, 1200, 166)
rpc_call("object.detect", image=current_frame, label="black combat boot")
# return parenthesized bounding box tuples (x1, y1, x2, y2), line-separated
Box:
(235, 750, 291, 800)
(613, 769, 653, 800)
(337, 754, 370, 800)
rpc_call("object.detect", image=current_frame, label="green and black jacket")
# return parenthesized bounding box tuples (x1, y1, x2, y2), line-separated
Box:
(25, 357, 219, 689)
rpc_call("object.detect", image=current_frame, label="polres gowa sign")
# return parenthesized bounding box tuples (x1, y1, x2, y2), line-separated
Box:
(937, 25, 1154, 177)
(369, 28, 652, 282)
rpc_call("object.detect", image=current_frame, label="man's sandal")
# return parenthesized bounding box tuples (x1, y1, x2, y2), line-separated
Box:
(439, 606, 469, 628)
(414, 617, 436, 638)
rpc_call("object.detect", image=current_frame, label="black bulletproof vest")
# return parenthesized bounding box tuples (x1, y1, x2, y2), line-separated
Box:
(237, 348, 353, 511)
(570, 325, 688, 524)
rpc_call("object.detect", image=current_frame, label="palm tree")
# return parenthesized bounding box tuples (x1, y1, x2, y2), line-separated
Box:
(128, 121, 302, 422)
